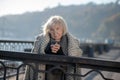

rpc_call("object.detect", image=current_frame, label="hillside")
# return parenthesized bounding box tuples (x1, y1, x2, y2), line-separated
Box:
(0, 2, 120, 41)
(95, 13, 120, 40)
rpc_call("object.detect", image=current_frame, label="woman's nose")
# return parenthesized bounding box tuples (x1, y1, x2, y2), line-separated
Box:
(54, 30, 58, 35)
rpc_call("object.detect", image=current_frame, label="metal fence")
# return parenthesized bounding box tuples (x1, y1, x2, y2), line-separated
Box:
(0, 40, 33, 52)
(0, 40, 112, 57)
(0, 40, 119, 80)
(0, 50, 120, 80)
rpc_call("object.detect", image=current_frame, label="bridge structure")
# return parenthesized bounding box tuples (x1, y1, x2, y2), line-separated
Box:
(0, 40, 120, 80)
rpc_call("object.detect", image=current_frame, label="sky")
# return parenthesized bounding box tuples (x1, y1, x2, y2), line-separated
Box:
(0, 0, 116, 17)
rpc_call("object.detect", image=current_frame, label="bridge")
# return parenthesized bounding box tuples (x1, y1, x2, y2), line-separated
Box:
(0, 40, 120, 80)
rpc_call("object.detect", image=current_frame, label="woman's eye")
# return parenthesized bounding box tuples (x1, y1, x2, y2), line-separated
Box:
(50, 29, 54, 31)
(56, 27, 59, 30)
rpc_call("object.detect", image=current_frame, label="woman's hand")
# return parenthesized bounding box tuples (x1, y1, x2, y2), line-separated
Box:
(51, 43, 60, 53)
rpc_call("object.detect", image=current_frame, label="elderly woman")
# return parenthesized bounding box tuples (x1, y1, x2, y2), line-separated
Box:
(24, 15, 83, 80)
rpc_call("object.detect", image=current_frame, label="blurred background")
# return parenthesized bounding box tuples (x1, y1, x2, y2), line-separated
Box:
(0, 0, 120, 44)
(0, 1, 120, 80)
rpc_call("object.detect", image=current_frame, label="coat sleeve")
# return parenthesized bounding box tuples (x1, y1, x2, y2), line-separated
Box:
(67, 33, 83, 80)
(23, 36, 41, 80)
(31, 35, 41, 54)
(68, 34, 83, 57)
(75, 38, 83, 56)
(23, 35, 46, 80)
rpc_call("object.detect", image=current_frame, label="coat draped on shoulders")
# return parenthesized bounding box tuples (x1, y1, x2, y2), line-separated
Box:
(23, 33, 83, 80)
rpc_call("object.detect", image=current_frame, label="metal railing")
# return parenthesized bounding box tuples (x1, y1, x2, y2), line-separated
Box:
(0, 50, 120, 80)
(0, 40, 33, 52)
(0, 40, 112, 57)
(0, 40, 34, 80)
(0, 40, 119, 80)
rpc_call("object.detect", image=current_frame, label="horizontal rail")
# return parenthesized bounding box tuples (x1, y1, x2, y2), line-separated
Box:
(0, 39, 116, 57)
(0, 50, 120, 73)
(0, 40, 33, 43)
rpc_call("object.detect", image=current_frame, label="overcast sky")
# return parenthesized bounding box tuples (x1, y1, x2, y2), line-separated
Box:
(0, 0, 116, 17)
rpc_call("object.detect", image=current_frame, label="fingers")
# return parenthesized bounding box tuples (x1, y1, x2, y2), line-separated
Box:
(51, 43, 60, 53)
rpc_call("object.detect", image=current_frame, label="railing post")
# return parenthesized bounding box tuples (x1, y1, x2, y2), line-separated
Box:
(104, 44, 110, 52)
(87, 45, 94, 57)
(97, 45, 104, 54)
(0, 61, 7, 80)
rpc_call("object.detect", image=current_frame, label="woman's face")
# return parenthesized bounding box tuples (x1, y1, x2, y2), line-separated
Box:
(49, 24, 64, 41)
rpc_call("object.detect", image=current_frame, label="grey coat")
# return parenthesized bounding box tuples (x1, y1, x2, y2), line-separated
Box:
(23, 33, 83, 80)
